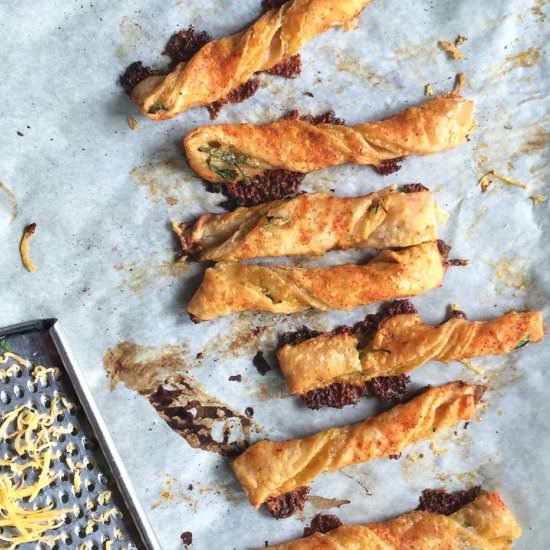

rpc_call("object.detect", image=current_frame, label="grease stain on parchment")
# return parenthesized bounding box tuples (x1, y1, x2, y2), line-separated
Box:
(466, 207, 488, 239)
(434, 453, 502, 489)
(130, 159, 188, 205)
(0, 182, 17, 223)
(489, 257, 531, 291)
(501, 47, 542, 75)
(115, 260, 189, 292)
(104, 342, 257, 456)
(335, 58, 393, 88)
(531, 0, 547, 23)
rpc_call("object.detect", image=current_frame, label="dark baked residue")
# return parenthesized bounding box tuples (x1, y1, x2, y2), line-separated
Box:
(265, 54, 302, 78)
(119, 61, 157, 95)
(180, 531, 193, 546)
(283, 109, 346, 126)
(302, 375, 411, 409)
(417, 486, 482, 515)
(303, 514, 343, 537)
(206, 79, 260, 120)
(164, 26, 211, 66)
(400, 183, 430, 193)
(377, 157, 405, 175)
(265, 486, 310, 519)
(262, 0, 291, 11)
(437, 240, 469, 268)
(220, 170, 305, 208)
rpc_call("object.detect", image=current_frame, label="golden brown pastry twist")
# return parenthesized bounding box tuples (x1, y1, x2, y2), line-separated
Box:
(172, 186, 438, 262)
(184, 93, 475, 183)
(265, 491, 521, 549)
(131, 0, 373, 120)
(232, 382, 484, 510)
(278, 307, 545, 396)
(187, 241, 446, 321)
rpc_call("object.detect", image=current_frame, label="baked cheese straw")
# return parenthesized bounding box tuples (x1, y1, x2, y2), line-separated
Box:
(231, 381, 485, 518)
(172, 185, 438, 262)
(187, 241, 447, 321)
(277, 301, 545, 408)
(264, 490, 521, 549)
(131, 0, 373, 120)
(184, 93, 475, 183)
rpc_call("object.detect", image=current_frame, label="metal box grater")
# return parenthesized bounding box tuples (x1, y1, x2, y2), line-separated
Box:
(0, 319, 160, 550)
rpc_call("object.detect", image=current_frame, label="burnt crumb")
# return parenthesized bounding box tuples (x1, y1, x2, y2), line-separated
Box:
(164, 26, 211, 66)
(377, 157, 405, 175)
(378, 299, 417, 322)
(180, 531, 193, 546)
(245, 406, 254, 417)
(437, 240, 469, 268)
(174, 222, 201, 261)
(448, 258, 470, 266)
(253, 351, 272, 376)
(195, 352, 203, 360)
(278, 326, 321, 348)
(417, 486, 481, 515)
(302, 375, 411, 409)
(228, 374, 242, 382)
(264, 54, 302, 79)
(188, 313, 201, 324)
(282, 109, 346, 125)
(389, 453, 402, 460)
(220, 170, 305, 208)
(304, 91, 314, 97)
(303, 514, 343, 537)
(400, 183, 430, 193)
(262, 0, 290, 10)
(119, 61, 157, 95)
(188, 484, 193, 490)
(206, 79, 260, 119)
(449, 308, 468, 320)
(17, 131, 23, 137)
(265, 486, 310, 519)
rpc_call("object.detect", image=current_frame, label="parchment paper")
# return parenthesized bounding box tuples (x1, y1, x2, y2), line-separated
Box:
(1, 0, 549, 548)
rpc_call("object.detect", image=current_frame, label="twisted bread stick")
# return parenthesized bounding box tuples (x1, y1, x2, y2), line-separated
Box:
(187, 241, 446, 321)
(131, 0, 372, 120)
(278, 308, 545, 396)
(184, 93, 475, 183)
(172, 187, 438, 262)
(265, 491, 521, 549)
(232, 382, 484, 510)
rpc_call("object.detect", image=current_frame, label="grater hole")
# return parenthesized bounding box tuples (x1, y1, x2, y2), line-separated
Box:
(77, 526, 86, 538)
(86, 499, 97, 511)
(13, 384, 23, 398)
(85, 460, 94, 470)
(73, 505, 83, 518)
(98, 473, 109, 486)
(0, 391, 11, 404)
(27, 379, 37, 393)
(60, 491, 70, 504)
(86, 480, 96, 492)
(58, 470, 69, 482)
(57, 412, 65, 422)
(38, 376, 49, 388)
(70, 425, 78, 436)
(41, 395, 51, 407)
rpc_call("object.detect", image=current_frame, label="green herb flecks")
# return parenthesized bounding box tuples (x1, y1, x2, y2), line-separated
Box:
(199, 144, 259, 182)
(513, 335, 530, 350)
(264, 216, 291, 227)
(0, 339, 13, 353)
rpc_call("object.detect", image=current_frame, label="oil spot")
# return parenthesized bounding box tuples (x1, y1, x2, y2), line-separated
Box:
(307, 496, 350, 512)
(114, 260, 189, 293)
(519, 127, 550, 155)
(531, 0, 547, 23)
(0, 182, 17, 223)
(129, 159, 187, 205)
(103, 342, 258, 457)
(489, 257, 531, 290)
(335, 57, 393, 87)
(502, 47, 542, 74)
(393, 39, 439, 63)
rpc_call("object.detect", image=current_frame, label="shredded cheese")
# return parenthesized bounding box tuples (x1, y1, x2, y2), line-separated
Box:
(439, 38, 465, 60)
(530, 194, 546, 204)
(127, 117, 138, 130)
(0, 371, 70, 549)
(19, 222, 37, 272)
(424, 83, 434, 96)
(453, 72, 465, 94)
(479, 170, 529, 192)
(458, 359, 486, 376)
(98, 490, 112, 506)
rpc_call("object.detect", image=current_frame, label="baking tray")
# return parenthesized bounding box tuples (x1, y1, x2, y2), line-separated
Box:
(0, 319, 161, 550)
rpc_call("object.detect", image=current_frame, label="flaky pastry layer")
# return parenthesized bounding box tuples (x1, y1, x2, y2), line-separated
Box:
(172, 187, 438, 261)
(184, 93, 475, 183)
(231, 382, 484, 508)
(278, 309, 545, 395)
(131, 0, 372, 120)
(265, 491, 521, 550)
(187, 241, 446, 321)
